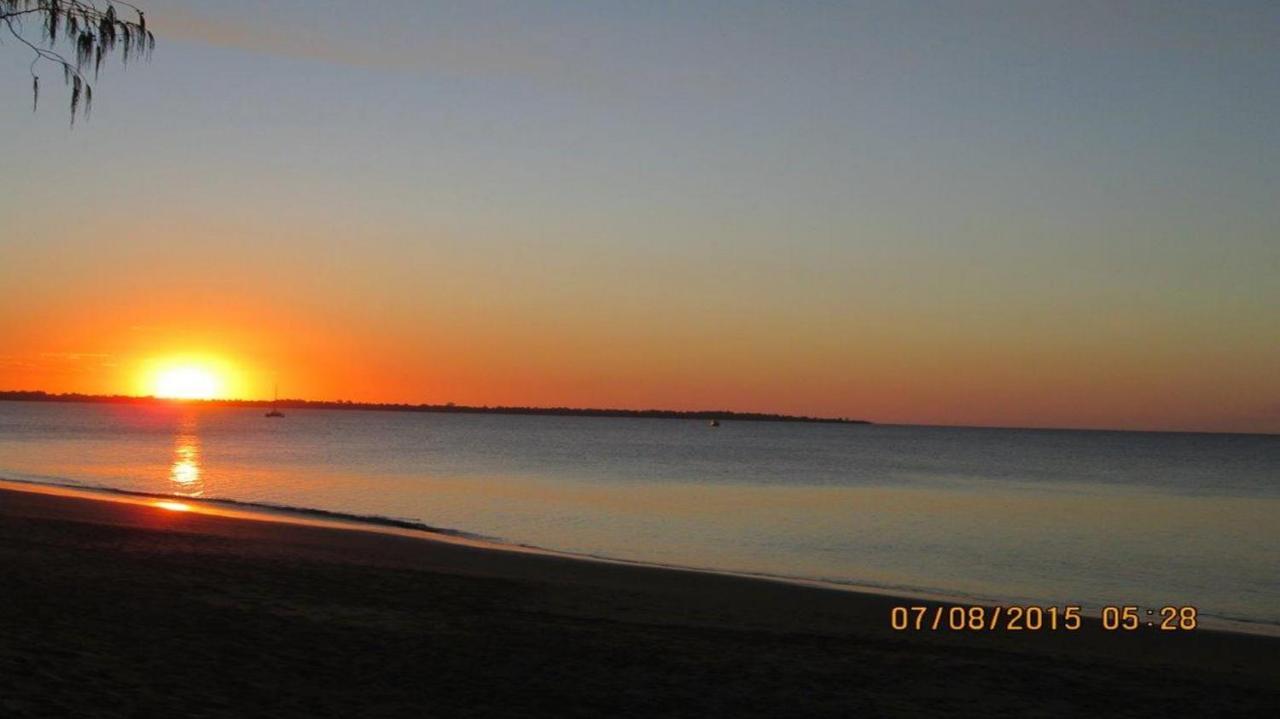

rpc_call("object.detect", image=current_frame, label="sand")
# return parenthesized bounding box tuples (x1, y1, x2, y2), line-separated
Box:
(0, 485, 1277, 717)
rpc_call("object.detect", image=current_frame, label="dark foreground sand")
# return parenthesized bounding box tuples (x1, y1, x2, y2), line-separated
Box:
(1, 486, 1277, 717)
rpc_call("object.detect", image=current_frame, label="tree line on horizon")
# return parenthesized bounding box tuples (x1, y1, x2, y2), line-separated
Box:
(0, 391, 870, 424)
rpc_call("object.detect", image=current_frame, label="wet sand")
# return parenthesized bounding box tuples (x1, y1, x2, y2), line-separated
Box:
(0, 486, 1276, 717)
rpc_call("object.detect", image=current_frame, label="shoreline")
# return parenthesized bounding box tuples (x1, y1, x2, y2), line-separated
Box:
(2, 481, 1278, 715)
(0, 393, 870, 425)
(3, 475, 1276, 639)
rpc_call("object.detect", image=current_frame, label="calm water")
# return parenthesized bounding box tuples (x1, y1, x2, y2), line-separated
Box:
(1, 401, 1277, 633)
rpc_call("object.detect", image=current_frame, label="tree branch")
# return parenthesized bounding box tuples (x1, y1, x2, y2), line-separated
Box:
(2, 0, 154, 124)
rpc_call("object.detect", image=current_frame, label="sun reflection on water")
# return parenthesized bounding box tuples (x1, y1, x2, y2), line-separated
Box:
(170, 414, 204, 497)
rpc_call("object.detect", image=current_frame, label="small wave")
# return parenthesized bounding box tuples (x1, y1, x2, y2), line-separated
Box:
(3, 473, 1278, 638)
(0, 474, 491, 541)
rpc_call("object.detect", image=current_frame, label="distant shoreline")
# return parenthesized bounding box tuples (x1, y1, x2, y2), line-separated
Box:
(0, 391, 870, 425)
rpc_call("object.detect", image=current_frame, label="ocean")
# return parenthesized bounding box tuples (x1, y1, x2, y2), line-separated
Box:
(1, 400, 1276, 634)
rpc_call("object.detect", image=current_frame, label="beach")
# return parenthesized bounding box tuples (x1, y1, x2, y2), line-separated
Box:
(5, 1, 1277, 716)
(6, 403, 1277, 633)
(1, 484, 1276, 717)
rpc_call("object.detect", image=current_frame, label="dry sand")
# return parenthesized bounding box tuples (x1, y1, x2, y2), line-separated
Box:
(1, 485, 1277, 717)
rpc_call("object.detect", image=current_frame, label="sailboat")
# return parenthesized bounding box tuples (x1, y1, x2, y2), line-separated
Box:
(265, 383, 285, 418)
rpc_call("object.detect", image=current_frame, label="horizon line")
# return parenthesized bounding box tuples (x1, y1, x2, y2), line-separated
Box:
(0, 390, 868, 425)
(2, 389, 1276, 437)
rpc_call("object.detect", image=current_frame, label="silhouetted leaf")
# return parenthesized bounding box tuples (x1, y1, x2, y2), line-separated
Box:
(2, 1, 156, 124)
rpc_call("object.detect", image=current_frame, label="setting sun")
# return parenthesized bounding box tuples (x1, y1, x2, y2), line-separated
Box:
(134, 354, 252, 401)
(153, 366, 222, 400)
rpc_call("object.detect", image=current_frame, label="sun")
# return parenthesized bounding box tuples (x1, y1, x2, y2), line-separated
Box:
(140, 355, 244, 400)
(154, 366, 222, 400)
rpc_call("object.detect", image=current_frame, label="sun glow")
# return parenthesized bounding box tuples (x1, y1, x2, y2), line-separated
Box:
(154, 366, 221, 399)
(138, 355, 249, 401)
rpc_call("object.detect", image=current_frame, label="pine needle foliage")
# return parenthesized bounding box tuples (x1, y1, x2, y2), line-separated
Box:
(1, 1, 154, 124)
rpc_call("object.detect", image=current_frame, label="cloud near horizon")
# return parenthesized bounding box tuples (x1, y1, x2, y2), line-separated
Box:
(144, 3, 725, 103)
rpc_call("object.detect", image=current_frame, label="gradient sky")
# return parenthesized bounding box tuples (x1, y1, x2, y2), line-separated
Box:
(1, 1, 1277, 432)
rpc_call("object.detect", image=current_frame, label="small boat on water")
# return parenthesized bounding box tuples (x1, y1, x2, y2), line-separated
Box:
(708, 419, 720, 428)
(265, 383, 285, 418)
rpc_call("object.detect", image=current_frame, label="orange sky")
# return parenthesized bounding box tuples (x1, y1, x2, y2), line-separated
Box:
(2, 253, 1274, 433)
(2, 1, 1278, 434)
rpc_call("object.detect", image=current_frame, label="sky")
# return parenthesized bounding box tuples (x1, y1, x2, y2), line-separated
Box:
(1, 0, 1277, 433)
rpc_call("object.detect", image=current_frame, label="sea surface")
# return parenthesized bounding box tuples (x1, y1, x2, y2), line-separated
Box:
(1, 401, 1276, 634)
